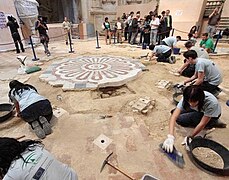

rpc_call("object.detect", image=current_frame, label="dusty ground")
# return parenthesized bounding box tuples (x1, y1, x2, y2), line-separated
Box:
(0, 37, 228, 180)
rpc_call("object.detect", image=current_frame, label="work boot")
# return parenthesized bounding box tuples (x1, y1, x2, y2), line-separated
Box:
(39, 116, 52, 135)
(31, 121, 46, 139)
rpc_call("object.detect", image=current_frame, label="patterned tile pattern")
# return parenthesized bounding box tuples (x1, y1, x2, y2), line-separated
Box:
(39, 56, 145, 91)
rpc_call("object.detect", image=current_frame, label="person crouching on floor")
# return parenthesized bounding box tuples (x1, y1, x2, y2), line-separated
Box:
(0, 137, 78, 180)
(149, 44, 176, 63)
(162, 85, 226, 153)
(8, 80, 53, 139)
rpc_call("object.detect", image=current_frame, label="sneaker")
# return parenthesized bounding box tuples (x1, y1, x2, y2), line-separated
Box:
(31, 121, 46, 139)
(39, 116, 52, 135)
(169, 56, 176, 64)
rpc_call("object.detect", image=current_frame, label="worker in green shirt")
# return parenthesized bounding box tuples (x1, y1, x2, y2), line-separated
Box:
(200, 33, 214, 53)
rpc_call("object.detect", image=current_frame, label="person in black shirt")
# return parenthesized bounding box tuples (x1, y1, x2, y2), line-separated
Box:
(35, 16, 50, 56)
(6, 16, 24, 53)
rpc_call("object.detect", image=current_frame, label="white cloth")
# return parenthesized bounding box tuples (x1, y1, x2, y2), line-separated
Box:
(3, 146, 77, 180)
(10, 88, 46, 111)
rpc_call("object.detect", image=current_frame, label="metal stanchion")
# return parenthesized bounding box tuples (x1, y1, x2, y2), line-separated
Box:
(113, 30, 116, 44)
(96, 30, 101, 49)
(29, 36, 39, 61)
(171, 28, 175, 36)
(68, 32, 74, 53)
(213, 30, 222, 53)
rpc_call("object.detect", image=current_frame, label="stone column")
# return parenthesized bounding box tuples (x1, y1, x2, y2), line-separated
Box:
(80, 0, 89, 23)
(72, 0, 79, 23)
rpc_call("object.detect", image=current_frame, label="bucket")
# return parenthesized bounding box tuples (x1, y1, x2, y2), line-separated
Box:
(173, 48, 180, 54)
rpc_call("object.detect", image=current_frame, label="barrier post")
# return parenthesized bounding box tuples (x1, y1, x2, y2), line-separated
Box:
(68, 32, 74, 53)
(213, 30, 222, 53)
(29, 36, 39, 61)
(113, 30, 116, 44)
(96, 30, 101, 49)
(171, 28, 175, 36)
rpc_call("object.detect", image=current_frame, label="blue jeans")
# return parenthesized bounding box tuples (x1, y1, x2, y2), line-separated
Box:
(175, 109, 220, 128)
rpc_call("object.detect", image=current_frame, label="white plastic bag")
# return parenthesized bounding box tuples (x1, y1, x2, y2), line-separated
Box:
(17, 65, 26, 74)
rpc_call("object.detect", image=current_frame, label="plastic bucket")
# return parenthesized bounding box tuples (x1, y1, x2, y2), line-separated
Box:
(173, 48, 180, 54)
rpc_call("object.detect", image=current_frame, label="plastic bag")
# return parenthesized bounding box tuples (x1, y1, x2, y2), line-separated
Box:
(17, 65, 26, 74)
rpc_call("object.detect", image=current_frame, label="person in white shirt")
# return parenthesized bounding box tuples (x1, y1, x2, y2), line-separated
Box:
(150, 14, 160, 45)
(0, 138, 78, 180)
(149, 44, 175, 63)
(161, 36, 181, 50)
(62, 17, 71, 45)
(115, 17, 124, 43)
(8, 80, 53, 139)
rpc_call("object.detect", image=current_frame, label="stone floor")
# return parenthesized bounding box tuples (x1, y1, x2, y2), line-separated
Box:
(0, 38, 228, 180)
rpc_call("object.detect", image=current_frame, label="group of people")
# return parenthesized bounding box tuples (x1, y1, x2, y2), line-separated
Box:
(102, 9, 173, 45)
(1, 7, 227, 180)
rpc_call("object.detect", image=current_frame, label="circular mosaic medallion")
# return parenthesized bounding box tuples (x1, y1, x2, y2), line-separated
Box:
(39, 56, 145, 91)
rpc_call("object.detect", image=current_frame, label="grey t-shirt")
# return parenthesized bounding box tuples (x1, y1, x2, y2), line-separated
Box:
(3, 146, 77, 180)
(195, 58, 222, 86)
(153, 45, 171, 54)
(177, 91, 221, 117)
(190, 46, 209, 59)
(208, 14, 220, 26)
(162, 37, 177, 47)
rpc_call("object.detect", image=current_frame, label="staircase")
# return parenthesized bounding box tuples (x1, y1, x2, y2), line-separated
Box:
(203, 0, 225, 18)
(218, 17, 229, 31)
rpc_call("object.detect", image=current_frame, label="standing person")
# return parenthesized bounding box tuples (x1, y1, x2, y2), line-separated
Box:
(102, 17, 111, 45)
(35, 16, 50, 56)
(150, 14, 160, 45)
(8, 80, 53, 139)
(162, 85, 226, 153)
(126, 11, 134, 43)
(177, 41, 209, 77)
(206, 7, 221, 38)
(149, 44, 175, 63)
(0, 137, 78, 180)
(161, 36, 181, 50)
(62, 17, 71, 45)
(157, 11, 167, 44)
(200, 33, 214, 53)
(6, 16, 24, 54)
(130, 13, 139, 45)
(183, 50, 222, 96)
(165, 10, 172, 37)
(115, 17, 124, 43)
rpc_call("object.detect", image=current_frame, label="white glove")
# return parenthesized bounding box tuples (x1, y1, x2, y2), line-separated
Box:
(181, 136, 192, 151)
(162, 134, 175, 153)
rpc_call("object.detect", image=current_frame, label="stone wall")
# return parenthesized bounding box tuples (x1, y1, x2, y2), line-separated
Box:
(158, 0, 208, 39)
(222, 0, 229, 17)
